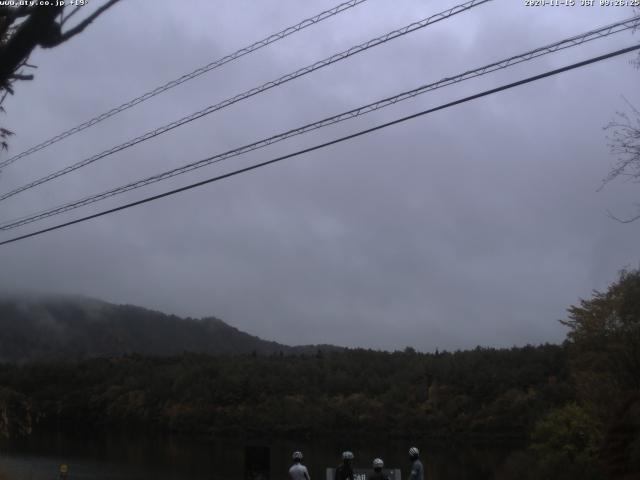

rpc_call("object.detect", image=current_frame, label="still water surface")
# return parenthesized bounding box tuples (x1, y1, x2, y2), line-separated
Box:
(0, 431, 517, 480)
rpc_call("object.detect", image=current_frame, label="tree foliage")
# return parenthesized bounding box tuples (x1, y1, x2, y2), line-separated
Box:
(0, 344, 570, 440)
(530, 403, 602, 462)
(561, 268, 640, 413)
(554, 268, 640, 478)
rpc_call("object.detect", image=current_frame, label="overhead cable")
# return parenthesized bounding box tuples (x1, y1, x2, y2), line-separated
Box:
(0, 0, 493, 202)
(1, 44, 638, 247)
(2, 15, 638, 231)
(0, 0, 371, 169)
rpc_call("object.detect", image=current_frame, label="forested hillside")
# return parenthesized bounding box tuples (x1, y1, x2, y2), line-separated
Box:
(0, 294, 335, 361)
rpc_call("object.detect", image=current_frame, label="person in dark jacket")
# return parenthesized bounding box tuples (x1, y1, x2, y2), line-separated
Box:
(369, 458, 389, 480)
(334, 451, 355, 480)
(408, 447, 424, 480)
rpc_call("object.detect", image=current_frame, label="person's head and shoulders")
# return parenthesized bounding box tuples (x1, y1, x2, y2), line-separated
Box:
(408, 447, 424, 480)
(289, 451, 310, 480)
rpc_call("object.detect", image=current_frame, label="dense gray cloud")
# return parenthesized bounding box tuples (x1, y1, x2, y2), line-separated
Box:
(0, 0, 638, 351)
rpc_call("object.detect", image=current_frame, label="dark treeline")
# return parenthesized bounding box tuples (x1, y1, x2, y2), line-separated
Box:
(0, 344, 570, 439)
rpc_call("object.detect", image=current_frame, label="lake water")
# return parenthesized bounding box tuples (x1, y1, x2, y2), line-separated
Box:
(0, 431, 518, 480)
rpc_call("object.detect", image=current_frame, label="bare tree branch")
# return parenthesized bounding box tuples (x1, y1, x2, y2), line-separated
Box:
(603, 98, 640, 187)
(0, 1, 122, 152)
(0, 1, 121, 83)
(0, 5, 63, 78)
(8, 73, 33, 81)
(60, 5, 83, 27)
(0, 126, 13, 151)
(606, 208, 640, 224)
(53, 0, 121, 46)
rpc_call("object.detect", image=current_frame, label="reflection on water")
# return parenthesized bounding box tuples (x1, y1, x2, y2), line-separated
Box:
(0, 431, 517, 480)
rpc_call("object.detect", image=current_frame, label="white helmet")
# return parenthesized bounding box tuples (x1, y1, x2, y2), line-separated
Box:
(292, 451, 303, 461)
(342, 451, 354, 460)
(409, 447, 420, 458)
(373, 458, 384, 469)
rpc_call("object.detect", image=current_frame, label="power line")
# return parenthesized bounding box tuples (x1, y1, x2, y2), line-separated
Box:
(0, 0, 370, 170)
(2, 15, 638, 232)
(0, 0, 493, 203)
(1, 44, 637, 248)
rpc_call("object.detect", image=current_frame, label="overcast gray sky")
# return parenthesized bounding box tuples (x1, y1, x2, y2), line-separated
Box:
(0, 0, 638, 351)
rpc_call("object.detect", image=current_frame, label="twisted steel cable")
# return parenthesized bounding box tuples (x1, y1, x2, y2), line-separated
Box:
(1, 14, 637, 231)
(1, 44, 638, 247)
(0, 0, 493, 203)
(0, 0, 370, 169)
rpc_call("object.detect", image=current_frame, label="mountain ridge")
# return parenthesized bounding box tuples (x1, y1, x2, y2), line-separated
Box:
(0, 293, 340, 362)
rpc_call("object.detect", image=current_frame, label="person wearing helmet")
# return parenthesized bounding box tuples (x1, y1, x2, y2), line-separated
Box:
(408, 447, 424, 480)
(369, 458, 389, 480)
(289, 451, 310, 480)
(334, 451, 355, 480)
